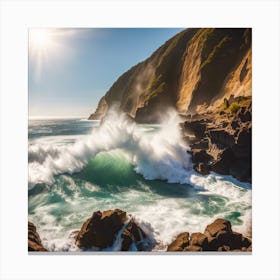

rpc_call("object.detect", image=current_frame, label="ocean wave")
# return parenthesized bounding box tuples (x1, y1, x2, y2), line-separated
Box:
(28, 109, 193, 188)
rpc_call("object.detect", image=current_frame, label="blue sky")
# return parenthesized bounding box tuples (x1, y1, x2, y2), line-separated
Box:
(29, 28, 184, 117)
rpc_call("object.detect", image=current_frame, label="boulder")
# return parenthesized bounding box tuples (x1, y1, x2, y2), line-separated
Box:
(121, 219, 147, 251)
(76, 209, 127, 249)
(183, 245, 202, 252)
(228, 232, 243, 250)
(217, 245, 230, 251)
(167, 232, 190, 252)
(190, 232, 208, 250)
(28, 221, 47, 252)
(205, 236, 219, 251)
(204, 219, 232, 238)
(166, 218, 252, 252)
(241, 236, 252, 248)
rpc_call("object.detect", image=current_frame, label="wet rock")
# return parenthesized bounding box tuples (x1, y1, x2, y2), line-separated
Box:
(218, 245, 230, 251)
(183, 245, 202, 252)
(121, 219, 147, 251)
(184, 121, 207, 139)
(205, 236, 220, 251)
(228, 232, 243, 250)
(166, 218, 252, 252)
(211, 148, 235, 175)
(204, 219, 232, 238)
(191, 149, 213, 163)
(194, 162, 210, 175)
(190, 232, 208, 250)
(28, 221, 48, 252)
(76, 209, 127, 249)
(167, 232, 190, 251)
(241, 236, 252, 248)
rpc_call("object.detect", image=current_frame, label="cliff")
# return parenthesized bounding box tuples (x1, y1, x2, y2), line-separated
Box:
(88, 28, 251, 122)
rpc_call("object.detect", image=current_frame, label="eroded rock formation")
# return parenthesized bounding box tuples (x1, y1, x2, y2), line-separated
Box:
(167, 218, 252, 252)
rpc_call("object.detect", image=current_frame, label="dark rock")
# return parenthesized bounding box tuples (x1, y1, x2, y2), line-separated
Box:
(190, 232, 208, 250)
(194, 162, 210, 175)
(241, 236, 252, 248)
(211, 148, 235, 175)
(231, 120, 240, 130)
(183, 245, 202, 251)
(192, 149, 213, 163)
(204, 219, 232, 238)
(238, 109, 251, 122)
(228, 232, 243, 250)
(167, 232, 190, 252)
(216, 230, 233, 245)
(28, 221, 47, 252)
(184, 121, 207, 139)
(229, 160, 251, 182)
(205, 236, 220, 251)
(121, 219, 147, 251)
(190, 138, 209, 149)
(218, 245, 230, 251)
(76, 209, 127, 249)
(208, 129, 235, 147)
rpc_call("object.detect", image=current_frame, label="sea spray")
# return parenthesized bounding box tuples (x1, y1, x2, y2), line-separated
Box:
(28, 108, 192, 188)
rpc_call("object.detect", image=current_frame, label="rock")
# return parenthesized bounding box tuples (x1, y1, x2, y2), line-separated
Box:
(76, 209, 127, 249)
(204, 219, 232, 238)
(208, 129, 235, 147)
(229, 160, 251, 182)
(28, 221, 47, 252)
(184, 121, 207, 139)
(231, 119, 240, 130)
(218, 245, 230, 251)
(211, 148, 235, 175)
(183, 245, 202, 252)
(228, 232, 243, 250)
(166, 218, 252, 252)
(191, 149, 213, 163)
(216, 230, 233, 245)
(190, 232, 208, 250)
(206, 236, 220, 251)
(194, 162, 210, 175)
(167, 232, 190, 251)
(241, 236, 252, 248)
(121, 219, 147, 251)
(190, 138, 209, 149)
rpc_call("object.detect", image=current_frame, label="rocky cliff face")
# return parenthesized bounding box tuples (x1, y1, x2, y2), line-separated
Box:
(89, 28, 251, 123)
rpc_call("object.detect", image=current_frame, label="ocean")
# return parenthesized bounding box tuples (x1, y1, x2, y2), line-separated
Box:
(28, 111, 252, 252)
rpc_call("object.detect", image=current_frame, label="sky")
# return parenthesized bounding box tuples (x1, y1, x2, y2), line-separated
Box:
(29, 28, 184, 118)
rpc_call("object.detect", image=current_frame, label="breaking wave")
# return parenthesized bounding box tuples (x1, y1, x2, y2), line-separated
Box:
(28, 109, 193, 188)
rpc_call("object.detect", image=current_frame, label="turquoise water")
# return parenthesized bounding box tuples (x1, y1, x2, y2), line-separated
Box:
(28, 116, 252, 252)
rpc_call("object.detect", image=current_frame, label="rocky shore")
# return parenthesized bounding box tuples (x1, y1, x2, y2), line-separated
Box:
(28, 221, 48, 252)
(28, 209, 251, 252)
(183, 95, 251, 183)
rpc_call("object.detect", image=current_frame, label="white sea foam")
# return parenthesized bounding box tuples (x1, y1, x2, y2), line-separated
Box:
(28, 108, 193, 188)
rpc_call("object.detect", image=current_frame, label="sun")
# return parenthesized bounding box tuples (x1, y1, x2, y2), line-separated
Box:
(29, 29, 53, 50)
(29, 28, 75, 80)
